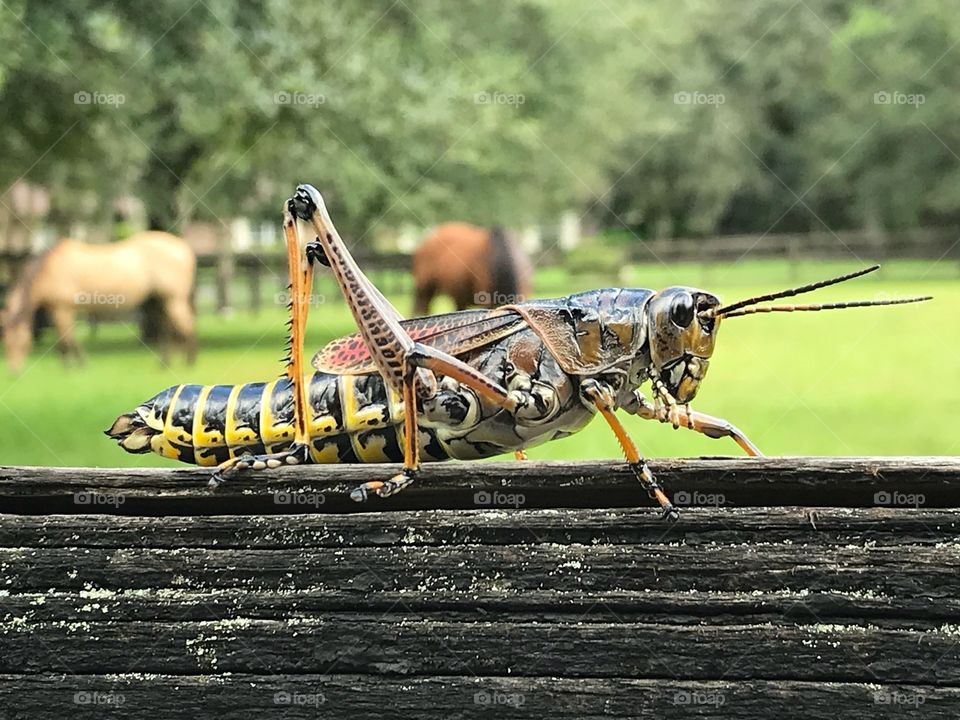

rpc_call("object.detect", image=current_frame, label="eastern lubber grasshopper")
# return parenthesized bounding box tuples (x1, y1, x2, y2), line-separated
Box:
(108, 184, 931, 519)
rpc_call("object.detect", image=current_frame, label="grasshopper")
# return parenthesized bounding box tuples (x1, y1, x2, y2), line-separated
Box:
(108, 184, 931, 519)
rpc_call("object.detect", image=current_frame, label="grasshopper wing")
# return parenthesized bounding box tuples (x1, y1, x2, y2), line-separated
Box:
(312, 308, 527, 375)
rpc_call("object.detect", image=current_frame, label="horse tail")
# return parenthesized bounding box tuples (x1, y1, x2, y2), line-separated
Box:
(487, 226, 521, 305)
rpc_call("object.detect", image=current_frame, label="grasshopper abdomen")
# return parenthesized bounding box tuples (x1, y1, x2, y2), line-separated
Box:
(107, 372, 463, 466)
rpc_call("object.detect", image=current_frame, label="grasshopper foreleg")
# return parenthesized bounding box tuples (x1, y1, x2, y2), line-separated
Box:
(623, 389, 763, 457)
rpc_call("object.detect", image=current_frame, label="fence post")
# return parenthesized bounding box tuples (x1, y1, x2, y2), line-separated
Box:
(216, 233, 234, 315)
(248, 256, 261, 315)
(787, 235, 800, 281)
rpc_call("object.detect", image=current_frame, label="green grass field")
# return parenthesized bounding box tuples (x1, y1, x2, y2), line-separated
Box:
(1, 259, 957, 467)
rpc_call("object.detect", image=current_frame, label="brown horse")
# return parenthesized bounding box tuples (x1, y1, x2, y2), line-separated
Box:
(1, 232, 197, 371)
(412, 222, 532, 315)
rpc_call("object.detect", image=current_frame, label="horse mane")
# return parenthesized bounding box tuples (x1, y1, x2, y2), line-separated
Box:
(487, 226, 522, 303)
(2, 242, 60, 326)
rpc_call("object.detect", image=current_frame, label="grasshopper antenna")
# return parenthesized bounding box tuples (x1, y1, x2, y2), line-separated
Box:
(702, 265, 931, 319)
(705, 265, 881, 318)
(718, 295, 931, 318)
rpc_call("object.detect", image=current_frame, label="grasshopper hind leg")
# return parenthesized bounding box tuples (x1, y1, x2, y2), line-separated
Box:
(292, 183, 519, 503)
(349, 468, 417, 502)
(210, 196, 318, 489)
(349, 372, 422, 502)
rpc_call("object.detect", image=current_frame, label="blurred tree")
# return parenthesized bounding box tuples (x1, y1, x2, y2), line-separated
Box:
(596, 0, 839, 238)
(804, 0, 960, 230)
(0, 0, 636, 239)
(1, 0, 959, 242)
(0, 2, 148, 231)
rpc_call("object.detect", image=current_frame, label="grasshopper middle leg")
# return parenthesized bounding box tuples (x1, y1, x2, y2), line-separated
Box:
(582, 378, 679, 521)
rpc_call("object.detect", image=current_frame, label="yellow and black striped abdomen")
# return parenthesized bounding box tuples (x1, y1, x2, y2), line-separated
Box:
(109, 372, 452, 466)
(144, 381, 280, 466)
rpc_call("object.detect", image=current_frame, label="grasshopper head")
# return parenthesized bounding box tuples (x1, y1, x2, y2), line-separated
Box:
(642, 266, 932, 405)
(644, 287, 721, 403)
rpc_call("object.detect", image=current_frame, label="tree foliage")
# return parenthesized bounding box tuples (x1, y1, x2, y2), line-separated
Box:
(0, 0, 957, 240)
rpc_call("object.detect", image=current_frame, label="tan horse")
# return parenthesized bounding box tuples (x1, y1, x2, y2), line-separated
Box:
(412, 223, 533, 315)
(1, 232, 196, 371)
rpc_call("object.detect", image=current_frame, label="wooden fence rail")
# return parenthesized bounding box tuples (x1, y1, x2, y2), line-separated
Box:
(201, 250, 412, 314)
(631, 226, 960, 264)
(0, 457, 958, 718)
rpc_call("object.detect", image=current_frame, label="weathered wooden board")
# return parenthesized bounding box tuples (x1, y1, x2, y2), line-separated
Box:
(2, 675, 955, 719)
(0, 459, 957, 719)
(1, 457, 957, 513)
(4, 614, 960, 681)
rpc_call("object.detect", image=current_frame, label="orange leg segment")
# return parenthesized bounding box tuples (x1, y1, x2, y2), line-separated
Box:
(582, 379, 678, 521)
(209, 202, 314, 487)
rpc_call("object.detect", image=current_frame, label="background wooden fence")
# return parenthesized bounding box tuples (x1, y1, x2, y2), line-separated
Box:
(629, 226, 960, 264)
(2, 226, 958, 314)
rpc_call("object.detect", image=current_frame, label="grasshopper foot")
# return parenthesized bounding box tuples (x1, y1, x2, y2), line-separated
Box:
(350, 468, 417, 502)
(628, 460, 679, 521)
(661, 504, 680, 522)
(291, 183, 321, 221)
(305, 240, 330, 267)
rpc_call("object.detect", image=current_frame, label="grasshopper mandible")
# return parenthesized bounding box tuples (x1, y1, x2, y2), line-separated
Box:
(108, 184, 931, 519)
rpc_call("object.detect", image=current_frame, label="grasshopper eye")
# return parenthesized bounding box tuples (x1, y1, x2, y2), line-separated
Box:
(670, 293, 695, 328)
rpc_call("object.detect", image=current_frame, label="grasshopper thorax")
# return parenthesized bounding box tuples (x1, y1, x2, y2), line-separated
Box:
(644, 286, 721, 403)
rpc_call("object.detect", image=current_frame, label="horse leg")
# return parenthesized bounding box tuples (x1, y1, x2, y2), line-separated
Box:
(163, 295, 197, 365)
(50, 305, 84, 366)
(455, 281, 475, 310)
(413, 279, 435, 316)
